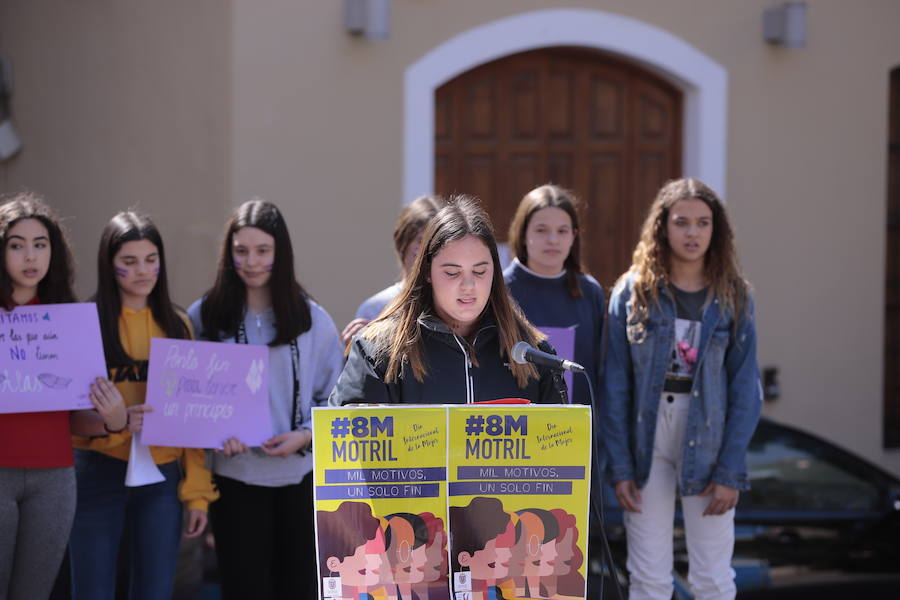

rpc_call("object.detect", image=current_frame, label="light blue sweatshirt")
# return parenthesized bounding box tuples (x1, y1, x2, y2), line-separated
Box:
(187, 298, 343, 487)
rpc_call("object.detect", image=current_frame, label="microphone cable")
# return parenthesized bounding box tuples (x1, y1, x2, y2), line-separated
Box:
(580, 370, 626, 600)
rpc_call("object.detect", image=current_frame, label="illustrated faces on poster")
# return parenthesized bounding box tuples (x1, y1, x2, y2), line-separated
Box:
(510, 511, 559, 579)
(422, 528, 447, 583)
(386, 517, 427, 585)
(554, 525, 576, 576)
(326, 527, 386, 588)
(458, 518, 515, 582)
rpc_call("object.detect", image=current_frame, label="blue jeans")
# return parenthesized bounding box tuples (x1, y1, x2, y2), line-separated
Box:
(69, 450, 182, 600)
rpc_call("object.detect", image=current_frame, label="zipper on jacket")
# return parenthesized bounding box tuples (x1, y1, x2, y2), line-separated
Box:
(453, 334, 474, 404)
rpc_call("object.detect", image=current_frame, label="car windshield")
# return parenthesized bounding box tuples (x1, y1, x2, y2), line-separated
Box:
(741, 427, 881, 512)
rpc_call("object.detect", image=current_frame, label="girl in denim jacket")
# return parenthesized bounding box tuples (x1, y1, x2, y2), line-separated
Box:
(601, 178, 761, 600)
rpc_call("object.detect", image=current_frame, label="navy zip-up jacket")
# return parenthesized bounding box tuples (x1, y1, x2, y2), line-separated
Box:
(329, 312, 568, 406)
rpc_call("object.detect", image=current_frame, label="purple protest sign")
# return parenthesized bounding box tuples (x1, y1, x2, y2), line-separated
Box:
(541, 326, 576, 395)
(141, 338, 272, 448)
(0, 303, 105, 413)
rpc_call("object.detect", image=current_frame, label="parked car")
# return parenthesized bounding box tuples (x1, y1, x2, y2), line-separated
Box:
(590, 417, 900, 598)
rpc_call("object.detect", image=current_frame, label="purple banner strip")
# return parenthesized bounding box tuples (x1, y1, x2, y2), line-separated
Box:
(316, 483, 441, 500)
(449, 481, 573, 496)
(456, 465, 584, 480)
(325, 467, 446, 484)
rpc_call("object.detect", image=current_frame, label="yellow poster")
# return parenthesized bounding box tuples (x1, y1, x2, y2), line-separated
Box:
(447, 405, 591, 600)
(313, 406, 450, 600)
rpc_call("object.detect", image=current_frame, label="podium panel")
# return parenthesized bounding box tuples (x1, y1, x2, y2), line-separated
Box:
(313, 404, 591, 600)
(448, 405, 591, 600)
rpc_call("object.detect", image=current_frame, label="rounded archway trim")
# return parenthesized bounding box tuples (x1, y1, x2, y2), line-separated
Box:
(404, 8, 727, 202)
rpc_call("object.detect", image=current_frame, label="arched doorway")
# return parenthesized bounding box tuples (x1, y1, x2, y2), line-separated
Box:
(434, 47, 682, 288)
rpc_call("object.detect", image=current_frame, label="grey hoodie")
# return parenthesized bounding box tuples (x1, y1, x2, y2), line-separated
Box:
(188, 298, 343, 487)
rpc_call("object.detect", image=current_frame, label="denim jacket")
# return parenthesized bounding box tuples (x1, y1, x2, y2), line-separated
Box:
(600, 274, 761, 495)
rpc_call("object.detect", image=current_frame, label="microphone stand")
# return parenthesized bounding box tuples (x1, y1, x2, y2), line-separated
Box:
(576, 370, 626, 600)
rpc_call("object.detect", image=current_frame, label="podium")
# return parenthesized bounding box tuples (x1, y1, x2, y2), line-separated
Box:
(312, 404, 592, 600)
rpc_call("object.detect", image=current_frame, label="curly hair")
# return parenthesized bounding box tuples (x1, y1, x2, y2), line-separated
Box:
(622, 178, 749, 342)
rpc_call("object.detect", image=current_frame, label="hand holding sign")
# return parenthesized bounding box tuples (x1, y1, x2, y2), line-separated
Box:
(88, 378, 128, 432)
(127, 404, 153, 432)
(217, 436, 250, 456)
(261, 429, 312, 457)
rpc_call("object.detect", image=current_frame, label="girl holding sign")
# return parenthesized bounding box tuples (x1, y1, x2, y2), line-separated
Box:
(601, 178, 760, 600)
(504, 184, 605, 407)
(69, 212, 219, 600)
(189, 199, 344, 599)
(331, 196, 567, 405)
(0, 193, 128, 600)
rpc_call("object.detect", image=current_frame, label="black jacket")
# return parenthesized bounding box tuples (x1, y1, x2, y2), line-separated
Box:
(329, 314, 568, 405)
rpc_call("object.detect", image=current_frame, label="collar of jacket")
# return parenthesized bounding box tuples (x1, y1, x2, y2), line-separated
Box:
(417, 310, 498, 344)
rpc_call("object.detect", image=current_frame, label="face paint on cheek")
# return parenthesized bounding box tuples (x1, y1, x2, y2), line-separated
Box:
(153, 267, 160, 275)
(114, 267, 129, 278)
(232, 259, 242, 269)
(264, 263, 274, 272)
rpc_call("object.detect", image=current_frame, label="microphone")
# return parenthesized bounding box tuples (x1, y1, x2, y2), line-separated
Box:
(511, 341, 584, 373)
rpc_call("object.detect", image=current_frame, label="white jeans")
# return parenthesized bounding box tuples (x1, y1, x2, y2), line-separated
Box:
(623, 393, 736, 600)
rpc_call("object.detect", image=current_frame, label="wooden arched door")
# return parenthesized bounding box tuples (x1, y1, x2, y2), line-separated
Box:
(435, 47, 682, 289)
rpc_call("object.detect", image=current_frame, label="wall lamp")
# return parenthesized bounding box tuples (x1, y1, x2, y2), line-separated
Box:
(0, 58, 22, 162)
(344, 0, 391, 41)
(763, 2, 807, 48)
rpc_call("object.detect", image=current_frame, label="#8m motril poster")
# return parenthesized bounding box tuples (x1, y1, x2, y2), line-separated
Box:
(313, 406, 450, 600)
(448, 404, 591, 600)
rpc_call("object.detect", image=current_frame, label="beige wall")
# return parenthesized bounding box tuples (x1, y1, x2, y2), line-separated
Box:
(3, 1, 900, 475)
(0, 0, 231, 305)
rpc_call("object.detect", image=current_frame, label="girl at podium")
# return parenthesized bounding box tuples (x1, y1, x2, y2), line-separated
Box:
(330, 196, 566, 406)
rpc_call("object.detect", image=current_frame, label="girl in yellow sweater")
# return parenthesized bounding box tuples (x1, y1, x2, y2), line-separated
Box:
(69, 212, 218, 600)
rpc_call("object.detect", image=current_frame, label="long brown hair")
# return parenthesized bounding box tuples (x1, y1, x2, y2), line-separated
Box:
(508, 184, 586, 298)
(199, 199, 311, 345)
(622, 178, 749, 342)
(365, 196, 544, 387)
(93, 212, 189, 367)
(0, 192, 76, 308)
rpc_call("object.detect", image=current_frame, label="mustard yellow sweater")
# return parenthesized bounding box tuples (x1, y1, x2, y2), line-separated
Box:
(73, 307, 218, 512)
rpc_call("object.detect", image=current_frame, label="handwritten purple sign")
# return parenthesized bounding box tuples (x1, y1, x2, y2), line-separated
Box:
(141, 338, 272, 448)
(541, 326, 576, 395)
(0, 303, 105, 413)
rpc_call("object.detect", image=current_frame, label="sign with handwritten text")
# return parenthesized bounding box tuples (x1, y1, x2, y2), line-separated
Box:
(0, 303, 105, 413)
(141, 338, 272, 448)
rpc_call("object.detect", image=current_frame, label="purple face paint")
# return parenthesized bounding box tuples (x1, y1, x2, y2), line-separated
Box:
(233, 259, 242, 269)
(114, 267, 129, 278)
(153, 267, 160, 275)
(264, 263, 274, 272)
